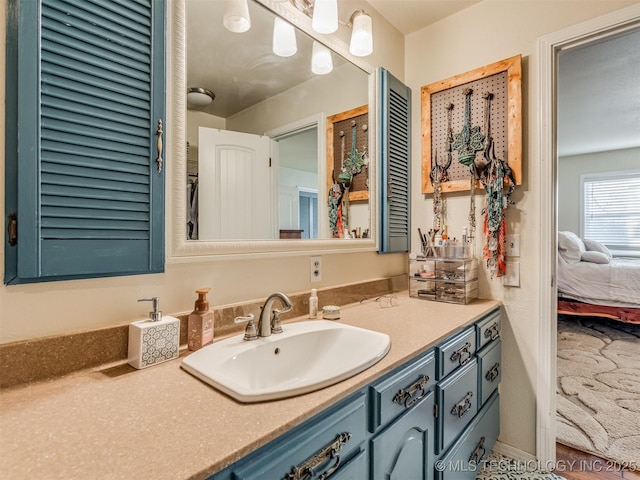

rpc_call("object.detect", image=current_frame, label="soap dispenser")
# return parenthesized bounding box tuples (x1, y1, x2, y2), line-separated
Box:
(188, 288, 214, 351)
(128, 297, 180, 369)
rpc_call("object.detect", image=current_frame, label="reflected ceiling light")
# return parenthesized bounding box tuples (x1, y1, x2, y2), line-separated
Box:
(348, 10, 373, 57)
(311, 0, 338, 34)
(311, 41, 333, 75)
(223, 0, 251, 33)
(273, 17, 297, 57)
(187, 87, 215, 107)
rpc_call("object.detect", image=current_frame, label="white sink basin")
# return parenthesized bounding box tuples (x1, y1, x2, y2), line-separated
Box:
(181, 320, 391, 402)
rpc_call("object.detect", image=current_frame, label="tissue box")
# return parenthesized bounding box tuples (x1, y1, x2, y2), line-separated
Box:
(128, 316, 180, 369)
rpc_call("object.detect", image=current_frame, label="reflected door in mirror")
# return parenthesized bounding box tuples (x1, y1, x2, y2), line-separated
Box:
(198, 128, 276, 240)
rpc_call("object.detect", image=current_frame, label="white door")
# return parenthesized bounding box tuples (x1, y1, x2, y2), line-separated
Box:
(198, 128, 275, 239)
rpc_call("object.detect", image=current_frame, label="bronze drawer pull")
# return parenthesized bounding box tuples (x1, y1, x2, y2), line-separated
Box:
(450, 391, 473, 418)
(486, 362, 500, 382)
(284, 432, 351, 480)
(450, 342, 472, 366)
(468, 436, 486, 464)
(392, 374, 430, 409)
(484, 322, 500, 341)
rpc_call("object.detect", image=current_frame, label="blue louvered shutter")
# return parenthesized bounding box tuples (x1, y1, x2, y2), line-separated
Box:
(5, 0, 165, 284)
(378, 68, 411, 254)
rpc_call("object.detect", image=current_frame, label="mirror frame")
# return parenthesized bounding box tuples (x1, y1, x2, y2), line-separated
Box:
(167, 0, 378, 260)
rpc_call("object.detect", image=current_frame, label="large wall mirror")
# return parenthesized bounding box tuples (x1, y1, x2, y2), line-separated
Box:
(168, 0, 378, 258)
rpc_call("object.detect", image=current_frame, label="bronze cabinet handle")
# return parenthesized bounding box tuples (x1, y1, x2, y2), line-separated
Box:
(486, 362, 500, 383)
(469, 436, 486, 464)
(450, 391, 474, 418)
(484, 322, 500, 341)
(450, 342, 472, 366)
(392, 374, 430, 409)
(284, 432, 351, 480)
(156, 119, 163, 173)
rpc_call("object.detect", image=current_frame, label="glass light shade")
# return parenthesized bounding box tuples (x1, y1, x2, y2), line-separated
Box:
(223, 0, 251, 33)
(187, 88, 214, 107)
(349, 11, 373, 57)
(311, 41, 333, 75)
(311, 0, 338, 34)
(273, 17, 297, 57)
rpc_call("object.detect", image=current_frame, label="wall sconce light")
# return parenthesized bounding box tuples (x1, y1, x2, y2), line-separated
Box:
(290, 0, 337, 34)
(290, 0, 373, 56)
(273, 17, 297, 57)
(348, 10, 373, 57)
(223, 0, 251, 33)
(311, 41, 333, 75)
(311, 0, 338, 34)
(187, 88, 215, 108)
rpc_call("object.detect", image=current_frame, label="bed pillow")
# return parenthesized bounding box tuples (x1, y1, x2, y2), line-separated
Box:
(581, 250, 610, 264)
(583, 239, 613, 260)
(558, 231, 586, 264)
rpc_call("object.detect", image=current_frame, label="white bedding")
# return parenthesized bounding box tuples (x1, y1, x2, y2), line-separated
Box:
(557, 256, 640, 308)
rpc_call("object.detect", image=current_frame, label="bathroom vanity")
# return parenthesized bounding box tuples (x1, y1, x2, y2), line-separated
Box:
(213, 305, 501, 480)
(0, 296, 501, 480)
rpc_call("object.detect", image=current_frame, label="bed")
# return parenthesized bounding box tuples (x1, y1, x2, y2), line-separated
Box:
(557, 231, 640, 324)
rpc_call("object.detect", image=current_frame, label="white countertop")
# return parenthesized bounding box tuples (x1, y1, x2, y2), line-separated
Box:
(0, 295, 501, 480)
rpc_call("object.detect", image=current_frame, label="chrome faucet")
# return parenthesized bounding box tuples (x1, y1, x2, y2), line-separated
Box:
(257, 292, 293, 337)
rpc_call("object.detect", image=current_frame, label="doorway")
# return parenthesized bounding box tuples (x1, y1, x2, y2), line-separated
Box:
(537, 4, 640, 465)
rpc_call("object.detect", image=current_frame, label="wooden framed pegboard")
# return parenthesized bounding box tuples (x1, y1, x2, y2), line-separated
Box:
(327, 105, 369, 201)
(421, 55, 522, 194)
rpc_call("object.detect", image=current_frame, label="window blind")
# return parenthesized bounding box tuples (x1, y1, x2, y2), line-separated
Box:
(582, 171, 640, 255)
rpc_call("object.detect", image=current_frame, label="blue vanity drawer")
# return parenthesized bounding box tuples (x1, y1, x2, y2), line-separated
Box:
(370, 391, 435, 480)
(476, 309, 501, 351)
(478, 339, 501, 408)
(436, 358, 478, 455)
(330, 449, 367, 480)
(233, 392, 366, 480)
(369, 349, 436, 432)
(437, 326, 476, 379)
(436, 391, 500, 480)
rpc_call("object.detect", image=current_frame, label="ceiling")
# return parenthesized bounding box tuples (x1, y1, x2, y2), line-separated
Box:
(366, 0, 480, 35)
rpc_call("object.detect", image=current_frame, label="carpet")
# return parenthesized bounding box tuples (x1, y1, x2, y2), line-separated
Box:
(475, 452, 567, 479)
(556, 315, 640, 466)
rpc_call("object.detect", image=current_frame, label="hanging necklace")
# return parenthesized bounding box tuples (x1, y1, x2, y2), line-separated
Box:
(481, 91, 507, 278)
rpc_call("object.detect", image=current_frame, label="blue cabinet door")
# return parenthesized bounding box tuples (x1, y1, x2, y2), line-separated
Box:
(370, 390, 435, 480)
(4, 0, 166, 284)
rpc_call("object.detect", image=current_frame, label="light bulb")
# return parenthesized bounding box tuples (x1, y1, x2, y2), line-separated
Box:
(273, 17, 297, 57)
(311, 41, 333, 75)
(223, 0, 251, 33)
(311, 0, 338, 34)
(349, 11, 373, 57)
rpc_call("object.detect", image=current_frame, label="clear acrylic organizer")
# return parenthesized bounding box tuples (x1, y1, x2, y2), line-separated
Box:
(409, 256, 478, 304)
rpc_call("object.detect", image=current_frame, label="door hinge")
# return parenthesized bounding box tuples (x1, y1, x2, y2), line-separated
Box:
(7, 213, 17, 246)
(269, 157, 272, 167)
(433, 404, 438, 418)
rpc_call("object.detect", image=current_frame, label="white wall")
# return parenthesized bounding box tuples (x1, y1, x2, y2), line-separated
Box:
(0, 0, 405, 343)
(558, 147, 640, 234)
(405, 0, 636, 457)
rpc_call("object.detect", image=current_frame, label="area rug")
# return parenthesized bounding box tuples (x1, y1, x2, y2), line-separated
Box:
(556, 315, 640, 466)
(475, 452, 567, 479)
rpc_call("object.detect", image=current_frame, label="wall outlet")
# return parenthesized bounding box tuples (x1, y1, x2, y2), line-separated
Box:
(310, 256, 322, 283)
(502, 262, 520, 287)
(505, 234, 521, 257)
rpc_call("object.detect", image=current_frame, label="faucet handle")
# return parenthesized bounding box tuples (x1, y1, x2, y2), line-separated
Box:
(271, 307, 291, 334)
(234, 313, 258, 341)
